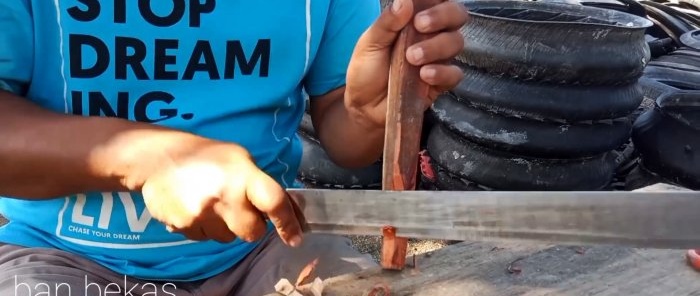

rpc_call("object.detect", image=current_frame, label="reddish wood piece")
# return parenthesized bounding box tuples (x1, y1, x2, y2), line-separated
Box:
(380, 226, 407, 271)
(381, 0, 446, 271)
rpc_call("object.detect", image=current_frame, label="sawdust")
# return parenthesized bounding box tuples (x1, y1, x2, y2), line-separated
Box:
(348, 235, 449, 262)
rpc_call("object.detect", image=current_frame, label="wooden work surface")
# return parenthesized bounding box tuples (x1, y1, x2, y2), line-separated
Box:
(319, 241, 700, 296)
(315, 184, 700, 296)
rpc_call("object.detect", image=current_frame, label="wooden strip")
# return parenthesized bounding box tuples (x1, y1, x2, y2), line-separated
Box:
(381, 0, 446, 270)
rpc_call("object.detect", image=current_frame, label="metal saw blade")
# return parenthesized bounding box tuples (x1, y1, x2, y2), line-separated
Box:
(287, 188, 700, 249)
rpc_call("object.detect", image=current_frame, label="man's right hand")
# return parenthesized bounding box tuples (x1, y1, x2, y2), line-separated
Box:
(140, 142, 303, 247)
(0, 90, 303, 246)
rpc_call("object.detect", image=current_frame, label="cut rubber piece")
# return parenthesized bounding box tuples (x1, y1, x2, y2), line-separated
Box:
(632, 107, 700, 190)
(451, 66, 644, 121)
(297, 133, 382, 189)
(426, 124, 617, 191)
(430, 93, 632, 158)
(458, 0, 653, 85)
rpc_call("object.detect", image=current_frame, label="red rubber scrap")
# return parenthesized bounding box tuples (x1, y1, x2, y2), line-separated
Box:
(418, 150, 436, 181)
(365, 282, 391, 296)
(686, 249, 700, 271)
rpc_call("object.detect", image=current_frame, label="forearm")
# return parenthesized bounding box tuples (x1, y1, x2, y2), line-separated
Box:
(0, 90, 208, 199)
(314, 92, 385, 169)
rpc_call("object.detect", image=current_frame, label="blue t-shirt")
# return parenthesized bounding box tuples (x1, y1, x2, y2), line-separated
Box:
(0, 0, 379, 281)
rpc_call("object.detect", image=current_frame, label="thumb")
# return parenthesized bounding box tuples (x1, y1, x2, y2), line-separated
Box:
(359, 0, 415, 51)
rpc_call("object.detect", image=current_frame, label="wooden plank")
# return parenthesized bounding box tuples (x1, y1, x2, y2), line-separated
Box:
(381, 0, 446, 271)
(318, 241, 700, 295)
(314, 183, 700, 295)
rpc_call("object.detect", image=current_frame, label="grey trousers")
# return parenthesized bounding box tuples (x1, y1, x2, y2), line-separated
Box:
(0, 233, 376, 296)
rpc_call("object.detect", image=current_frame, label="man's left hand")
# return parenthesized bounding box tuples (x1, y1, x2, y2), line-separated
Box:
(345, 0, 469, 129)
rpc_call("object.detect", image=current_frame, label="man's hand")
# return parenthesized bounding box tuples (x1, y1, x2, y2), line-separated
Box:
(0, 90, 303, 246)
(344, 0, 469, 128)
(141, 142, 303, 246)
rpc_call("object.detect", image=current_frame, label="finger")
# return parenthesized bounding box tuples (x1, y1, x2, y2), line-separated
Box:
(414, 1, 470, 33)
(420, 64, 464, 92)
(246, 170, 303, 247)
(201, 214, 238, 243)
(169, 224, 208, 241)
(356, 0, 414, 51)
(427, 88, 443, 106)
(215, 195, 268, 243)
(406, 31, 464, 66)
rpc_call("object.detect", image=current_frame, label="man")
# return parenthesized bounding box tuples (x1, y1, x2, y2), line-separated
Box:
(0, 0, 467, 295)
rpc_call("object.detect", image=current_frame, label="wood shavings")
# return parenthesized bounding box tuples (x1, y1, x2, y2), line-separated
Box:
(275, 278, 298, 296)
(308, 277, 325, 296)
(296, 258, 320, 287)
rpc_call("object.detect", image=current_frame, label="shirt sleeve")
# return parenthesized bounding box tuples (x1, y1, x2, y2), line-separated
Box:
(0, 1, 34, 95)
(303, 0, 380, 97)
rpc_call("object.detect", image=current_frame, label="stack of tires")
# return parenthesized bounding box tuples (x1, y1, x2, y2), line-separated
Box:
(296, 110, 383, 189)
(423, 0, 652, 191)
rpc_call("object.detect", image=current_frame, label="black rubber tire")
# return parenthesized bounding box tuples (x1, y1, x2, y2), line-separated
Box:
(632, 106, 700, 189)
(647, 37, 677, 58)
(642, 63, 700, 91)
(680, 0, 700, 11)
(431, 163, 489, 191)
(656, 90, 700, 129)
(640, 1, 700, 30)
(659, 47, 700, 60)
(581, 0, 649, 20)
(649, 60, 700, 73)
(418, 150, 491, 191)
(426, 123, 617, 191)
(624, 161, 667, 191)
(451, 66, 644, 121)
(649, 57, 700, 69)
(430, 93, 632, 158)
(458, 0, 653, 85)
(297, 133, 382, 189)
(640, 2, 696, 44)
(638, 77, 682, 101)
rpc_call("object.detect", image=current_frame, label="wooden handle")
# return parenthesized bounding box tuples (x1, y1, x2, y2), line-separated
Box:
(381, 0, 446, 271)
